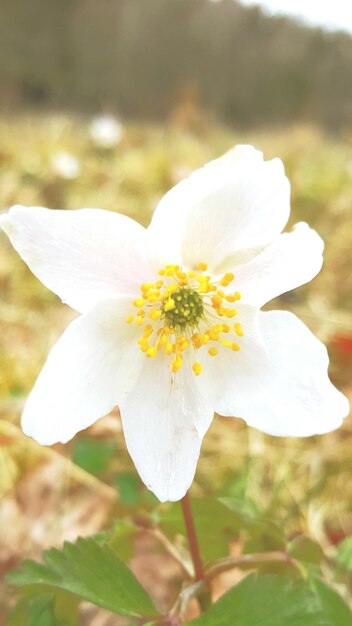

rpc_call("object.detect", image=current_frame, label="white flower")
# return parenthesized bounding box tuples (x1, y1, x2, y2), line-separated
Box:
(89, 114, 123, 149)
(0, 145, 349, 502)
(52, 152, 80, 180)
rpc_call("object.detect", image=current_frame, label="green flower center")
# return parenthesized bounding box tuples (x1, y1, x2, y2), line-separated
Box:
(162, 287, 204, 329)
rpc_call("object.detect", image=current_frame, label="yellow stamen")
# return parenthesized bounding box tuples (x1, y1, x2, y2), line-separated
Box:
(164, 298, 175, 311)
(223, 308, 238, 318)
(192, 362, 202, 376)
(138, 338, 149, 352)
(149, 309, 162, 321)
(143, 324, 153, 338)
(165, 341, 174, 355)
(171, 353, 183, 372)
(128, 261, 243, 374)
(220, 272, 235, 287)
(234, 322, 244, 337)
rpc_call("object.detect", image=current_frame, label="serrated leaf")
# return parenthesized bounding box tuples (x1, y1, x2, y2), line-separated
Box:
(186, 574, 350, 626)
(311, 578, 352, 626)
(288, 535, 324, 565)
(8, 595, 58, 626)
(7, 537, 158, 619)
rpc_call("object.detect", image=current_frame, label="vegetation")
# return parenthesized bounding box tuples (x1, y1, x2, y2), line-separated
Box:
(0, 114, 351, 623)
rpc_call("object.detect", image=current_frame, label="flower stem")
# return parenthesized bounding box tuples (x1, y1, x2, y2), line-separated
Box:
(180, 493, 204, 582)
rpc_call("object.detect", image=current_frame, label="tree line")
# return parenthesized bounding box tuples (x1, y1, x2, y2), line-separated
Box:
(0, 0, 351, 131)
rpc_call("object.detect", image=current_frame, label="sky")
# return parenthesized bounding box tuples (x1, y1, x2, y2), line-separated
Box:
(238, 0, 352, 35)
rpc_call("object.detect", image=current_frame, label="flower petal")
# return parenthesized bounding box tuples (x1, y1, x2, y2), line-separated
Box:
(147, 145, 290, 271)
(1, 206, 150, 313)
(22, 298, 144, 445)
(215, 310, 349, 436)
(234, 223, 324, 306)
(120, 356, 214, 502)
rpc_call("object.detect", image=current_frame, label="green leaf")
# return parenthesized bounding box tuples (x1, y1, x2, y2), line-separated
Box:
(9, 595, 58, 626)
(288, 535, 324, 565)
(335, 538, 352, 571)
(108, 520, 136, 561)
(72, 439, 116, 475)
(159, 499, 236, 561)
(311, 578, 352, 626)
(219, 498, 286, 549)
(186, 574, 352, 626)
(9, 591, 79, 626)
(7, 537, 158, 619)
(114, 472, 141, 506)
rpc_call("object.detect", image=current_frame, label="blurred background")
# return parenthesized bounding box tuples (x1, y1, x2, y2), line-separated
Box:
(0, 0, 352, 623)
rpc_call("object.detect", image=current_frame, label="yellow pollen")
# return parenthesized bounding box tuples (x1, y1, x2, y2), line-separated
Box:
(165, 341, 174, 355)
(223, 308, 238, 318)
(211, 294, 223, 309)
(138, 338, 149, 352)
(176, 336, 189, 351)
(192, 362, 202, 376)
(234, 322, 244, 337)
(220, 272, 235, 287)
(149, 309, 162, 321)
(192, 332, 203, 349)
(171, 353, 183, 373)
(128, 262, 243, 374)
(164, 298, 175, 311)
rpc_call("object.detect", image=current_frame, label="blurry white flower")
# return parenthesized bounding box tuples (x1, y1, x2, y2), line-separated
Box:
(1, 146, 349, 502)
(52, 152, 80, 180)
(89, 114, 123, 149)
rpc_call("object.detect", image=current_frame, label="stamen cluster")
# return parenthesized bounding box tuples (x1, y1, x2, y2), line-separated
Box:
(126, 262, 243, 375)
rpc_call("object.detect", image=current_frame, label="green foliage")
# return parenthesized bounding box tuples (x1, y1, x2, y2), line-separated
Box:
(7, 537, 158, 619)
(8, 592, 79, 626)
(335, 538, 352, 571)
(187, 574, 352, 626)
(108, 519, 137, 561)
(72, 438, 116, 475)
(311, 578, 352, 626)
(114, 472, 141, 506)
(288, 535, 324, 565)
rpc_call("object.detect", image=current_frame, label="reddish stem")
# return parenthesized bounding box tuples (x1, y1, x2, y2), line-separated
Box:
(180, 493, 204, 581)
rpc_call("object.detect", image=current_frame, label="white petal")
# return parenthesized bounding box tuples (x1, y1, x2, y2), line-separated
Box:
(22, 298, 144, 445)
(1, 206, 150, 313)
(215, 310, 349, 437)
(147, 145, 290, 271)
(235, 223, 324, 306)
(120, 356, 214, 502)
